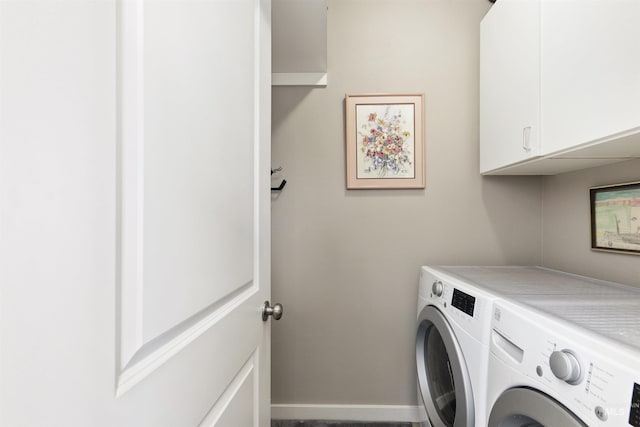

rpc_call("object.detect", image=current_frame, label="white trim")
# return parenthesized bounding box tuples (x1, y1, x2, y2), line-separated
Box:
(271, 404, 426, 423)
(117, 0, 146, 373)
(272, 72, 327, 86)
(199, 352, 257, 426)
(116, 283, 257, 397)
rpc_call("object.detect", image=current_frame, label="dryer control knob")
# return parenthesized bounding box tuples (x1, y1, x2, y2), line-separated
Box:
(549, 350, 582, 385)
(432, 281, 443, 297)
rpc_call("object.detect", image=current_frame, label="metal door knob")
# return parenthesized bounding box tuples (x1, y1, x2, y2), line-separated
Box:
(262, 301, 283, 321)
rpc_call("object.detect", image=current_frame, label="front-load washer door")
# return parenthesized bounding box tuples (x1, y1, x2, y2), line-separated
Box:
(488, 387, 587, 427)
(416, 305, 474, 427)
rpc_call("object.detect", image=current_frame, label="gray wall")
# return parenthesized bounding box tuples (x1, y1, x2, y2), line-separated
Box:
(271, 0, 542, 406)
(542, 159, 640, 287)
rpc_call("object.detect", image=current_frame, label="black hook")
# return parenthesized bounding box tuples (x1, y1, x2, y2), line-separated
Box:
(271, 179, 287, 191)
(271, 167, 286, 191)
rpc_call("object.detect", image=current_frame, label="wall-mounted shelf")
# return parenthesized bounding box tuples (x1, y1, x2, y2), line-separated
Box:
(272, 0, 327, 87)
(272, 72, 327, 87)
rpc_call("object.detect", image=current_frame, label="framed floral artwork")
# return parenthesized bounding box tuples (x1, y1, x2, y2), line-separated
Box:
(590, 181, 640, 255)
(345, 93, 425, 189)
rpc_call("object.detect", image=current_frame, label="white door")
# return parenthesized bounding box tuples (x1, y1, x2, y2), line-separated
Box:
(0, 0, 272, 425)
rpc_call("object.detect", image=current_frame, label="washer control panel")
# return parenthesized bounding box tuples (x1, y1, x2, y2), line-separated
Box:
(418, 267, 493, 346)
(490, 302, 640, 426)
(451, 288, 476, 317)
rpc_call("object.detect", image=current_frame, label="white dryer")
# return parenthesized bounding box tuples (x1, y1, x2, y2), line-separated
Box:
(417, 265, 640, 427)
(487, 297, 640, 427)
(416, 266, 496, 427)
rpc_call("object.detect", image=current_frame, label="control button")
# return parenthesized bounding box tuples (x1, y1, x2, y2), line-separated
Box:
(595, 406, 608, 421)
(432, 280, 443, 297)
(549, 350, 583, 385)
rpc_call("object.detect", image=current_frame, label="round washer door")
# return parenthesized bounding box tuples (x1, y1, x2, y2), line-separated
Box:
(488, 387, 588, 427)
(416, 305, 474, 427)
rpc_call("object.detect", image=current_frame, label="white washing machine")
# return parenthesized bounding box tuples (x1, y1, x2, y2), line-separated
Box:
(487, 297, 640, 426)
(416, 266, 496, 427)
(417, 265, 640, 427)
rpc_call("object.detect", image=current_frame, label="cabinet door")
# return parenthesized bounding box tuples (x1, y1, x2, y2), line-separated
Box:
(480, 0, 541, 174)
(541, 0, 640, 155)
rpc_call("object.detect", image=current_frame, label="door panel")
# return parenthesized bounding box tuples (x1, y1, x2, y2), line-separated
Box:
(142, 0, 255, 340)
(118, 0, 271, 419)
(200, 351, 259, 426)
(0, 0, 271, 425)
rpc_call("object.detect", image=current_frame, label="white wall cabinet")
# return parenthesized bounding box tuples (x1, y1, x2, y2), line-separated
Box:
(480, 0, 640, 175)
(272, 0, 327, 86)
(480, 0, 541, 173)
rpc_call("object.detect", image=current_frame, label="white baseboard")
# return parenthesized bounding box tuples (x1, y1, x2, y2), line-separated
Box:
(271, 404, 427, 423)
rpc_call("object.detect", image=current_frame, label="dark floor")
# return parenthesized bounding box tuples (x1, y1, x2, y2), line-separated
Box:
(271, 421, 414, 427)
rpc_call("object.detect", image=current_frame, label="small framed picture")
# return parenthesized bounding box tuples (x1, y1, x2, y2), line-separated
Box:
(590, 181, 640, 255)
(345, 93, 425, 189)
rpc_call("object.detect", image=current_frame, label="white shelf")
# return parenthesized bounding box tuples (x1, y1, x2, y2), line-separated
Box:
(272, 72, 327, 87)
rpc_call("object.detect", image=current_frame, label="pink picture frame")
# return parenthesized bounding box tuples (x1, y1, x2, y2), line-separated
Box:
(345, 93, 425, 189)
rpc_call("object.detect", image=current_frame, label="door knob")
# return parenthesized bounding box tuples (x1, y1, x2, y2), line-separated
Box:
(262, 301, 283, 321)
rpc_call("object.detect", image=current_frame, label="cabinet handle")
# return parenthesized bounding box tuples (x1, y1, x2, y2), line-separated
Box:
(522, 126, 532, 152)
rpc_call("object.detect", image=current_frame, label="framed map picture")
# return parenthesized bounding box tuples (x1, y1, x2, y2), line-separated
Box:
(590, 181, 640, 255)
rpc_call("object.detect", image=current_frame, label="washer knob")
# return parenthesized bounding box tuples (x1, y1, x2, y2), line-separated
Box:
(432, 280, 443, 297)
(549, 350, 582, 385)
